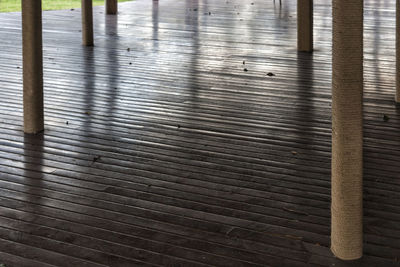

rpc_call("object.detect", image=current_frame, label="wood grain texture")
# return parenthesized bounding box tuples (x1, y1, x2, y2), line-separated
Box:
(0, 0, 399, 266)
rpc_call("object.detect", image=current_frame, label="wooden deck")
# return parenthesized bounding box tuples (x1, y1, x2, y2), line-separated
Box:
(0, 0, 399, 266)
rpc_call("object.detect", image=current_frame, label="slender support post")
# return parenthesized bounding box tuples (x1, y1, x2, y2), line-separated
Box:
(297, 0, 313, 52)
(106, 0, 118, 15)
(273, 0, 282, 5)
(82, 0, 94, 46)
(331, 0, 363, 260)
(22, 0, 44, 134)
(396, 0, 400, 102)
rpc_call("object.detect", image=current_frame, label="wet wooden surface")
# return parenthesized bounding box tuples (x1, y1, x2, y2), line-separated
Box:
(0, 0, 399, 266)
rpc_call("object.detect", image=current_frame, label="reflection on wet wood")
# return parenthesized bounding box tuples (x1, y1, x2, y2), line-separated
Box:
(0, 0, 399, 266)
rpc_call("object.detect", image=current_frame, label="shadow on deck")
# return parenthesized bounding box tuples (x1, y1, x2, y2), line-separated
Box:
(0, 0, 399, 266)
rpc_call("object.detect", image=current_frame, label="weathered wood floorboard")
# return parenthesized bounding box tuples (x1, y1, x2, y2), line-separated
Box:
(0, 0, 399, 266)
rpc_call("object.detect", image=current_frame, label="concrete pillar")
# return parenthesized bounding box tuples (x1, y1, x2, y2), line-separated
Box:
(22, 0, 44, 134)
(396, 0, 400, 102)
(297, 0, 313, 52)
(331, 0, 363, 260)
(106, 0, 118, 15)
(82, 0, 94, 46)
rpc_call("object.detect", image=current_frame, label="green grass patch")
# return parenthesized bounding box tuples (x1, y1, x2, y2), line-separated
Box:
(0, 0, 132, 12)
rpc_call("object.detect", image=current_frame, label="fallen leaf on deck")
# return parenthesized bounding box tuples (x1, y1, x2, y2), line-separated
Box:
(383, 114, 389, 122)
(283, 207, 309, 216)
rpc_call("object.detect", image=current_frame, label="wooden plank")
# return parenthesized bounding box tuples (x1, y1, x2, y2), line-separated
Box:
(0, 0, 399, 266)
